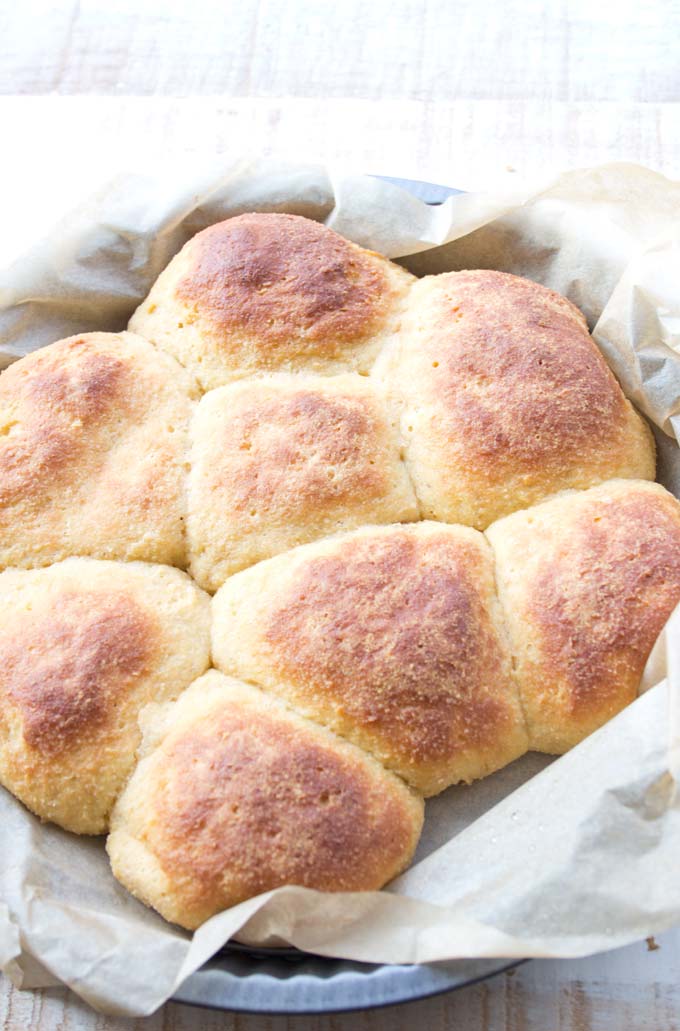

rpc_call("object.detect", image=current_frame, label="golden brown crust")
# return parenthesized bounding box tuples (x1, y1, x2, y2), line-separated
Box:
(108, 673, 423, 928)
(0, 339, 128, 505)
(487, 480, 680, 752)
(264, 532, 501, 761)
(212, 524, 528, 794)
(0, 558, 212, 834)
(428, 271, 622, 465)
(380, 270, 655, 527)
(129, 214, 415, 389)
(1, 592, 152, 755)
(218, 389, 382, 511)
(187, 374, 418, 588)
(530, 495, 680, 715)
(1, 214, 671, 926)
(0, 332, 197, 570)
(153, 705, 415, 902)
(176, 214, 389, 354)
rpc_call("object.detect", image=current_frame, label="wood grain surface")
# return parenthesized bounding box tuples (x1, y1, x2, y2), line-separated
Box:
(1, 1, 679, 1027)
(2, 933, 680, 1030)
(2, 0, 679, 101)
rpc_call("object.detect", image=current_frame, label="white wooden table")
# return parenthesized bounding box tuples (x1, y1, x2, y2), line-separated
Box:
(1, 1, 680, 1027)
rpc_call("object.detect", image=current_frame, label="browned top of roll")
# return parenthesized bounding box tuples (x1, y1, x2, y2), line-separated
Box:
(0, 335, 130, 504)
(526, 484, 680, 714)
(153, 694, 418, 902)
(487, 480, 680, 752)
(0, 331, 196, 569)
(129, 214, 415, 389)
(176, 213, 389, 350)
(384, 270, 655, 527)
(107, 673, 423, 928)
(212, 523, 528, 794)
(1, 591, 152, 755)
(0, 558, 211, 834)
(215, 386, 386, 512)
(186, 373, 418, 588)
(264, 530, 505, 761)
(421, 270, 617, 468)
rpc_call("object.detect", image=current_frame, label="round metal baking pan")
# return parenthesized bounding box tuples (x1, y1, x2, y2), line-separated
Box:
(173, 945, 523, 1015)
(172, 175, 524, 1014)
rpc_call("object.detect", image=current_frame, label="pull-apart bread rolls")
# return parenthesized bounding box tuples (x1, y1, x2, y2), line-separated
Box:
(187, 373, 418, 590)
(212, 523, 529, 796)
(377, 270, 655, 528)
(0, 209, 672, 929)
(0, 332, 197, 570)
(107, 671, 423, 930)
(129, 213, 415, 390)
(0, 559, 210, 834)
(487, 480, 680, 753)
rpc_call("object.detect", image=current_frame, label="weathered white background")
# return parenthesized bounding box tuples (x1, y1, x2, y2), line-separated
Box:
(1, 0, 680, 1027)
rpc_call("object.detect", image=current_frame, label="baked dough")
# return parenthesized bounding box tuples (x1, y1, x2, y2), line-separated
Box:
(487, 480, 680, 752)
(0, 332, 197, 570)
(0, 214, 672, 927)
(187, 372, 418, 590)
(212, 522, 529, 795)
(0, 558, 210, 833)
(376, 270, 655, 528)
(130, 213, 415, 390)
(107, 671, 423, 929)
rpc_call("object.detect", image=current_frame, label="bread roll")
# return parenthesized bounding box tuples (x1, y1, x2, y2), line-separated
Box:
(0, 558, 211, 833)
(107, 671, 423, 929)
(0, 332, 197, 571)
(376, 270, 655, 528)
(187, 373, 418, 590)
(212, 523, 529, 795)
(487, 480, 680, 753)
(129, 213, 415, 390)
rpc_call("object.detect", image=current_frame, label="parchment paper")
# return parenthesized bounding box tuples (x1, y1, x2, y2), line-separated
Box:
(1, 159, 680, 1016)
